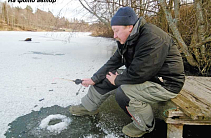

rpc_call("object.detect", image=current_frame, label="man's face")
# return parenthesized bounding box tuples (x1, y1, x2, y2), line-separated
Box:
(112, 25, 133, 44)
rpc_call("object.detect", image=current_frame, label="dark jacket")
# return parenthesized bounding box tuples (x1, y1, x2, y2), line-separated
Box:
(91, 18, 185, 94)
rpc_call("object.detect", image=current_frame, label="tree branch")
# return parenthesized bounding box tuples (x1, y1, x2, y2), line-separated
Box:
(158, 0, 198, 67)
(78, 0, 110, 26)
(193, 36, 211, 48)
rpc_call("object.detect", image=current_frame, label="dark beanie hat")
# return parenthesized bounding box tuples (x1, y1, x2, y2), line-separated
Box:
(111, 7, 138, 26)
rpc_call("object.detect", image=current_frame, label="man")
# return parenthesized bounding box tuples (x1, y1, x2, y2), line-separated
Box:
(70, 7, 185, 137)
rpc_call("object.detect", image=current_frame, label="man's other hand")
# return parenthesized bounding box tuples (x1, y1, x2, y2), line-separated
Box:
(106, 72, 119, 85)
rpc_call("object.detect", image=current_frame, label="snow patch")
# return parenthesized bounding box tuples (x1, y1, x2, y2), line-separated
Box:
(39, 114, 71, 134)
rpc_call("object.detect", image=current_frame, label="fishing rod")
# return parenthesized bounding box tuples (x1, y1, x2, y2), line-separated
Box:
(53, 78, 83, 85)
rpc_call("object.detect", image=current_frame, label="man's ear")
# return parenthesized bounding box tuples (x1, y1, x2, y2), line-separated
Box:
(128, 25, 133, 32)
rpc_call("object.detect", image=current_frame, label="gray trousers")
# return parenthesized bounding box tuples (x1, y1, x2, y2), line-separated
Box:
(81, 81, 177, 132)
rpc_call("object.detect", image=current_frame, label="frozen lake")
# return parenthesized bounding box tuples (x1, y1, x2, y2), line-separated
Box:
(1, 31, 210, 138)
(0, 31, 129, 138)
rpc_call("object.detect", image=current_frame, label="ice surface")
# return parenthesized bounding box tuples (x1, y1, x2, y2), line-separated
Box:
(0, 31, 117, 137)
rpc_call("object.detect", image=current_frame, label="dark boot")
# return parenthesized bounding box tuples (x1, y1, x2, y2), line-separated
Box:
(69, 104, 99, 116)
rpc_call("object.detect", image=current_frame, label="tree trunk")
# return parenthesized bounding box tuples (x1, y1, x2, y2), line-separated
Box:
(194, 0, 206, 60)
(158, 0, 198, 67)
(174, 0, 180, 27)
(190, 0, 210, 74)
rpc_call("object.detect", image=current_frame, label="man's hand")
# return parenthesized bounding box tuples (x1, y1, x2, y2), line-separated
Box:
(106, 72, 119, 85)
(81, 78, 95, 87)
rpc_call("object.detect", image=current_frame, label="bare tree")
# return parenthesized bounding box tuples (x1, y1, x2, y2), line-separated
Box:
(174, 0, 180, 27)
(159, 0, 197, 66)
(159, 0, 211, 75)
(78, 0, 110, 26)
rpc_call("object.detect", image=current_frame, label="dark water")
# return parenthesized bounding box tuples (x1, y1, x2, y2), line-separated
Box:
(5, 96, 211, 138)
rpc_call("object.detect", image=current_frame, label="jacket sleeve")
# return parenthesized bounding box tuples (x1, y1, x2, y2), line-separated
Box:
(115, 33, 170, 86)
(91, 49, 124, 84)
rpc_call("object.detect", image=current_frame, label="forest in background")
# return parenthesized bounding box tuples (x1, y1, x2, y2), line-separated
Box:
(0, 2, 90, 32)
(0, 0, 210, 76)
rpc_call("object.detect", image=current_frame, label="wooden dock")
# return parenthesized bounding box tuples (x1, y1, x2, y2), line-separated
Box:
(164, 76, 211, 138)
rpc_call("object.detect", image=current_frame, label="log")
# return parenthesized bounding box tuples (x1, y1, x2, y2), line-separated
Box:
(25, 38, 32, 41)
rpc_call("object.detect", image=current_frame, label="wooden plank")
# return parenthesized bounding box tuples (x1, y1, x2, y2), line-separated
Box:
(182, 76, 211, 108)
(171, 76, 211, 120)
(166, 118, 211, 125)
(171, 94, 210, 120)
(172, 94, 205, 120)
(167, 124, 183, 138)
(166, 108, 185, 118)
(180, 89, 211, 114)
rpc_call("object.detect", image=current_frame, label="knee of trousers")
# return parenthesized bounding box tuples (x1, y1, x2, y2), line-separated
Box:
(115, 87, 130, 116)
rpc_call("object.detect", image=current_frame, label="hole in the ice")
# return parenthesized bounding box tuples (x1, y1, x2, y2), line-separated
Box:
(39, 114, 71, 133)
(48, 119, 62, 125)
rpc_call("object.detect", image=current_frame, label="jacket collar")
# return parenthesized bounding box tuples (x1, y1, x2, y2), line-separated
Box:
(127, 17, 146, 42)
(131, 17, 146, 36)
